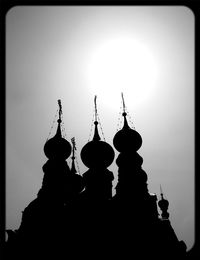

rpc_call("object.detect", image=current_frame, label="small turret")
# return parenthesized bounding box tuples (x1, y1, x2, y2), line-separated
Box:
(158, 185, 169, 219)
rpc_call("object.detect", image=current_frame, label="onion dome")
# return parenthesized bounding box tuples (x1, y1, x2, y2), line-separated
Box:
(116, 152, 143, 168)
(44, 100, 72, 160)
(158, 185, 169, 219)
(81, 137, 115, 168)
(42, 160, 70, 175)
(81, 96, 115, 169)
(42, 160, 70, 190)
(113, 93, 142, 152)
(113, 112, 142, 152)
(137, 168, 148, 183)
(158, 193, 169, 211)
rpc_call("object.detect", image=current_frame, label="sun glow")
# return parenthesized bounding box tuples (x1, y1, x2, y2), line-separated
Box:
(86, 36, 159, 110)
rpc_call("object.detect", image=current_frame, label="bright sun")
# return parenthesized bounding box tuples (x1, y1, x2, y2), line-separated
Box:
(85, 36, 159, 110)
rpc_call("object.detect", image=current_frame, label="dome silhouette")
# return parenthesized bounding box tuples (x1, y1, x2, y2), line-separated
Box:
(69, 173, 85, 193)
(137, 168, 148, 183)
(44, 135, 72, 160)
(81, 96, 115, 169)
(116, 151, 143, 167)
(113, 107, 142, 152)
(42, 159, 70, 174)
(44, 100, 72, 160)
(158, 195, 169, 210)
(81, 140, 115, 168)
(113, 127, 142, 152)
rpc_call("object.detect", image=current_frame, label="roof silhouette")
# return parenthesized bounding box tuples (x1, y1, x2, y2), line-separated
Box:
(3, 97, 187, 259)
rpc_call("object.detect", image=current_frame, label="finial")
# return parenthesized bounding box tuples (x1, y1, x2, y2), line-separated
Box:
(93, 95, 100, 141)
(71, 137, 77, 174)
(71, 137, 76, 149)
(55, 99, 63, 137)
(94, 95, 98, 122)
(71, 137, 76, 159)
(121, 93, 130, 130)
(58, 99, 62, 123)
(160, 184, 164, 199)
(121, 92, 127, 116)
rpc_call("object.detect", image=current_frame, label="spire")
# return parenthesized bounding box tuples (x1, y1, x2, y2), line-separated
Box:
(71, 137, 77, 174)
(121, 92, 126, 114)
(94, 95, 98, 122)
(93, 95, 101, 141)
(160, 184, 164, 199)
(121, 92, 130, 130)
(56, 99, 62, 138)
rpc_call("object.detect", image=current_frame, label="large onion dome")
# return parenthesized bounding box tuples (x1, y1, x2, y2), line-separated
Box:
(81, 121, 115, 169)
(81, 96, 115, 169)
(44, 100, 72, 160)
(113, 112, 142, 152)
(113, 93, 142, 152)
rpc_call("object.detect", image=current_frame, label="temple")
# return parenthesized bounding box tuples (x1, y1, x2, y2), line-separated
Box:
(4, 97, 187, 258)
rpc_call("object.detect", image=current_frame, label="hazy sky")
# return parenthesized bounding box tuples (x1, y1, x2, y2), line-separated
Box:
(6, 6, 194, 250)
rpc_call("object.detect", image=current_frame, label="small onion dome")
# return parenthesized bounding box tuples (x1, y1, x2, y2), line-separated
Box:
(113, 112, 142, 152)
(83, 168, 114, 183)
(116, 152, 143, 168)
(158, 194, 169, 211)
(70, 160, 85, 193)
(64, 173, 85, 196)
(81, 121, 115, 168)
(137, 168, 148, 183)
(70, 173, 85, 193)
(42, 160, 70, 190)
(42, 159, 70, 174)
(44, 120, 72, 160)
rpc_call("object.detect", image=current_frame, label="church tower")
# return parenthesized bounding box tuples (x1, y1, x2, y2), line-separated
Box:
(111, 93, 187, 258)
(14, 100, 85, 252)
(80, 96, 115, 200)
(113, 93, 158, 219)
(74, 96, 116, 259)
(42, 99, 72, 203)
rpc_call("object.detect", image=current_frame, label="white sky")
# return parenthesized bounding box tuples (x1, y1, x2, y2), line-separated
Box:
(6, 6, 194, 250)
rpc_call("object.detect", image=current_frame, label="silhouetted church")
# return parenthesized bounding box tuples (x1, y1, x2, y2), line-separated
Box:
(4, 96, 187, 259)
